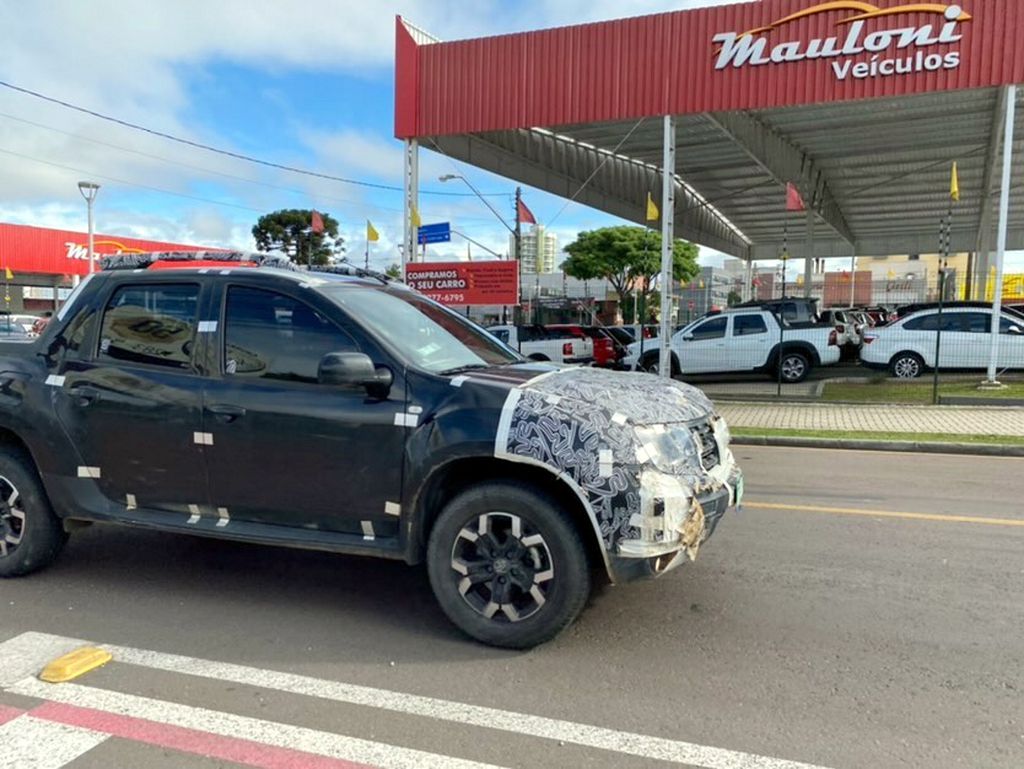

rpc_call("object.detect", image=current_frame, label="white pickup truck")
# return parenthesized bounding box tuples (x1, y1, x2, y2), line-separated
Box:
(624, 308, 840, 382)
(488, 324, 594, 364)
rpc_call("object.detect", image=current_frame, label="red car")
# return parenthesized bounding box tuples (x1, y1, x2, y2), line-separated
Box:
(546, 324, 621, 368)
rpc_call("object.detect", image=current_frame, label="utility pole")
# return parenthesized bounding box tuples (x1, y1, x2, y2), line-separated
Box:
(514, 186, 523, 264)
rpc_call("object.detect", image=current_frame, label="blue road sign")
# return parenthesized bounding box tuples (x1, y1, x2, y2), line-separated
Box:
(417, 222, 451, 244)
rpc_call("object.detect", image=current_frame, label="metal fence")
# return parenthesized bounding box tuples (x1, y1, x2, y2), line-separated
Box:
(483, 271, 1024, 403)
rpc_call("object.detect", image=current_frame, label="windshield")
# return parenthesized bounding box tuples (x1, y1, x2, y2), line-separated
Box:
(324, 285, 522, 373)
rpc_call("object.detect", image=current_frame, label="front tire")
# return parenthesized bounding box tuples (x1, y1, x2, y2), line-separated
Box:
(890, 351, 924, 379)
(427, 482, 591, 649)
(0, 446, 67, 578)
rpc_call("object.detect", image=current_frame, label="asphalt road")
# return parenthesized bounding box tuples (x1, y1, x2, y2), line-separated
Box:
(1, 446, 1022, 768)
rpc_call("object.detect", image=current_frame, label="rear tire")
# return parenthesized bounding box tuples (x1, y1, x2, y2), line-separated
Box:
(641, 352, 679, 377)
(0, 446, 67, 578)
(777, 351, 811, 383)
(427, 481, 591, 649)
(890, 351, 924, 379)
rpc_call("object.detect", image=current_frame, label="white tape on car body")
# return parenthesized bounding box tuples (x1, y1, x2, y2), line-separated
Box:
(76, 466, 101, 479)
(394, 413, 419, 428)
(216, 507, 230, 527)
(197, 321, 218, 333)
(599, 449, 614, 478)
(44, 374, 65, 387)
(126, 494, 137, 511)
(384, 502, 401, 516)
(187, 505, 201, 525)
(193, 432, 214, 446)
(449, 376, 468, 387)
(361, 521, 375, 540)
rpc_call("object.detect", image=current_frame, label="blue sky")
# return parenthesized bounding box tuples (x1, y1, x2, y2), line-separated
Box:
(0, 0, 1019, 275)
(1, 0, 715, 274)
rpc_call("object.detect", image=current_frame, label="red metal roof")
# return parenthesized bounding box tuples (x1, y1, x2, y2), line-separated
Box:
(396, 0, 1024, 139)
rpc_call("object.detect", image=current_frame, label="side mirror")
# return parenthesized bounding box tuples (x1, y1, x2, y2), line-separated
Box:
(318, 352, 392, 396)
(1009, 326, 1023, 335)
(682, 334, 695, 342)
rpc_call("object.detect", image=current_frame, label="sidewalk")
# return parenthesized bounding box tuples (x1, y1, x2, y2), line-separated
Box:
(716, 401, 1024, 436)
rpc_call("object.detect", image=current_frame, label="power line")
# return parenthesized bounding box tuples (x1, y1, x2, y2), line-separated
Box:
(0, 146, 264, 213)
(0, 111, 512, 225)
(0, 79, 507, 198)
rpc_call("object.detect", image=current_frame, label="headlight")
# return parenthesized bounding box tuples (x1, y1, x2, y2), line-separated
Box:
(634, 424, 701, 474)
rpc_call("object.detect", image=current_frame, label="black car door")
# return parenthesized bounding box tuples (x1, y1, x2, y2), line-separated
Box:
(53, 278, 211, 514)
(200, 282, 407, 541)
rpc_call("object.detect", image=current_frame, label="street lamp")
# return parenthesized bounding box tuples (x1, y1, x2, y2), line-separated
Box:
(438, 174, 518, 256)
(77, 181, 100, 274)
(439, 174, 522, 323)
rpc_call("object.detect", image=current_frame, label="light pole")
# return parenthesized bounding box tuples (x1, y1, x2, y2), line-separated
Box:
(77, 181, 100, 274)
(438, 174, 518, 259)
(440, 174, 521, 323)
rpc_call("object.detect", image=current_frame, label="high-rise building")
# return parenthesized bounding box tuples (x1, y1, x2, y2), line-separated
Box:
(511, 224, 558, 274)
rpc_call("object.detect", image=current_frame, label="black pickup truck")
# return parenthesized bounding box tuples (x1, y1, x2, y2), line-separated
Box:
(0, 252, 742, 648)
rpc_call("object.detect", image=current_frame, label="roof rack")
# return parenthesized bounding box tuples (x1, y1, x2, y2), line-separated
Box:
(100, 250, 296, 271)
(99, 250, 398, 286)
(308, 263, 393, 285)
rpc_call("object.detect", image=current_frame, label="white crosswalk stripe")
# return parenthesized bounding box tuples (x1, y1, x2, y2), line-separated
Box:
(0, 631, 835, 769)
(0, 714, 109, 769)
(9, 677, 506, 769)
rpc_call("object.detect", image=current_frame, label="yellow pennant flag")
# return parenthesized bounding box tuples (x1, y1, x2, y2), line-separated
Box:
(950, 161, 960, 202)
(645, 192, 659, 222)
(366, 220, 379, 242)
(3, 267, 11, 280)
(410, 206, 422, 229)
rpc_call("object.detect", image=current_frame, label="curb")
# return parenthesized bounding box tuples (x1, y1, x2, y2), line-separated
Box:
(731, 435, 1024, 457)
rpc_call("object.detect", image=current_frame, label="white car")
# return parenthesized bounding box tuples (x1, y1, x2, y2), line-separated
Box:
(625, 308, 840, 383)
(860, 307, 1024, 378)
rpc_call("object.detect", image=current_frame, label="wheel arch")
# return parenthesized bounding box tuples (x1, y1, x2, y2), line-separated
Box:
(768, 342, 820, 367)
(410, 456, 613, 583)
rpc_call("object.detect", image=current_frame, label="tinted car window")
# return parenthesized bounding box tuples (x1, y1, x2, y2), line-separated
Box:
(690, 317, 727, 340)
(224, 287, 357, 383)
(98, 283, 199, 369)
(903, 313, 962, 332)
(733, 315, 767, 336)
(961, 312, 992, 333)
(490, 329, 510, 344)
(1001, 316, 1024, 335)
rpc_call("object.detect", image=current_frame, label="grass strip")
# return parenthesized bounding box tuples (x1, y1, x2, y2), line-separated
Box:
(731, 427, 1024, 446)
(821, 381, 1024, 403)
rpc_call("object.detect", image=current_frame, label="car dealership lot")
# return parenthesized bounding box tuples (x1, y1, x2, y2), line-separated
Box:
(1, 446, 1021, 769)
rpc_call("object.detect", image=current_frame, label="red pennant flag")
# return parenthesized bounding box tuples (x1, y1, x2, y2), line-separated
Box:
(516, 198, 536, 225)
(785, 182, 805, 212)
(310, 210, 325, 234)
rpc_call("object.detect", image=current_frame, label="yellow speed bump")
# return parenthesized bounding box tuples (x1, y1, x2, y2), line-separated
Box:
(38, 647, 112, 683)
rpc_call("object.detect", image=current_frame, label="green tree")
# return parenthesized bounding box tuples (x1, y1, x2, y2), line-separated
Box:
(560, 225, 699, 303)
(727, 289, 742, 307)
(385, 263, 402, 279)
(252, 209, 345, 266)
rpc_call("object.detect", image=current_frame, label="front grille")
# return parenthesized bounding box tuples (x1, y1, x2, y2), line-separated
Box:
(690, 421, 721, 470)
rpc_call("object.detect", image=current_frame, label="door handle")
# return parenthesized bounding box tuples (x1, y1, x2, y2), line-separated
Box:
(208, 404, 246, 423)
(69, 384, 101, 407)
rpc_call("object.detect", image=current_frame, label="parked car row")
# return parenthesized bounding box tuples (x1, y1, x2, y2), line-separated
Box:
(0, 311, 51, 339)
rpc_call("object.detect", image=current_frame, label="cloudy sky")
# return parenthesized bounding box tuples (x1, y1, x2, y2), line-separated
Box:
(1, 0, 1015, 276)
(0, 0, 743, 273)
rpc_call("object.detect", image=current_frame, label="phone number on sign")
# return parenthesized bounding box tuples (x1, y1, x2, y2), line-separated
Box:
(433, 293, 466, 303)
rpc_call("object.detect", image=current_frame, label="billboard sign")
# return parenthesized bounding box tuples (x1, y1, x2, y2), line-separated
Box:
(405, 260, 519, 305)
(417, 222, 451, 244)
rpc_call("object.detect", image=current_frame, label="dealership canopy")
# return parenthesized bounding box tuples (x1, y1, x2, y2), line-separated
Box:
(394, 0, 1024, 269)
